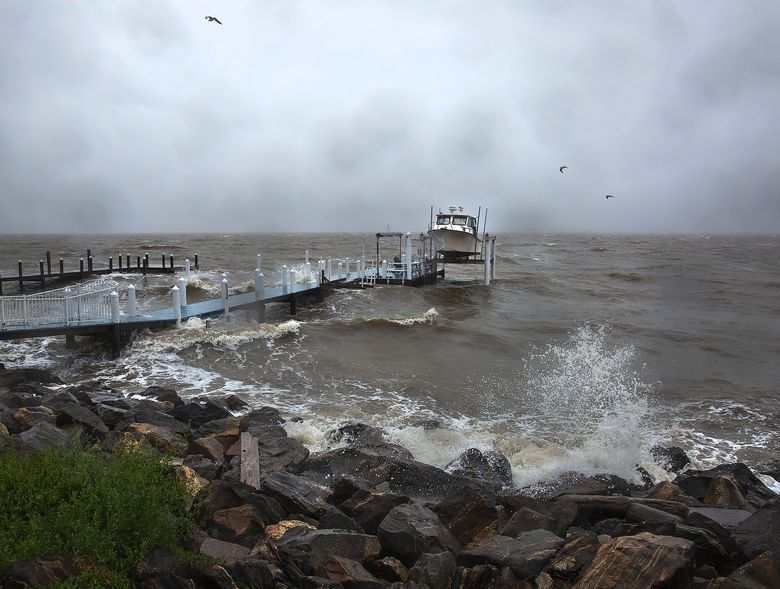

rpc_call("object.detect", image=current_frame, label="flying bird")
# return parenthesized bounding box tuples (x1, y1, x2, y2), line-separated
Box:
(605, 194, 615, 199)
(205, 16, 222, 24)
(559, 165, 568, 173)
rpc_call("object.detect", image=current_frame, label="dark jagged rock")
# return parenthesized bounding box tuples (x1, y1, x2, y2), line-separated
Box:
(322, 556, 384, 588)
(326, 421, 413, 460)
(548, 472, 640, 497)
(1, 391, 46, 410)
(757, 459, 780, 482)
(703, 475, 754, 511)
(713, 550, 780, 589)
(364, 557, 408, 583)
(672, 524, 733, 575)
(318, 507, 364, 532)
(140, 385, 185, 406)
(41, 390, 82, 411)
(0, 403, 22, 434)
(131, 547, 179, 581)
(276, 528, 381, 576)
(377, 503, 460, 567)
(170, 399, 231, 429)
(651, 445, 692, 473)
(431, 486, 499, 545)
(224, 558, 275, 589)
(55, 402, 109, 437)
(16, 421, 73, 451)
(408, 551, 457, 589)
(340, 489, 410, 534)
(118, 408, 190, 435)
(646, 481, 705, 507)
(545, 528, 600, 580)
(501, 500, 576, 539)
(735, 498, 780, 560)
(13, 406, 55, 430)
(458, 530, 563, 579)
(197, 564, 242, 589)
(261, 471, 333, 518)
(683, 510, 742, 562)
(574, 532, 694, 589)
(451, 564, 524, 589)
(200, 537, 252, 562)
(625, 502, 683, 527)
(197, 480, 284, 526)
(330, 477, 371, 506)
(190, 435, 227, 463)
(386, 458, 497, 501)
(208, 503, 274, 546)
(127, 422, 188, 456)
(0, 367, 62, 388)
(303, 447, 397, 487)
(184, 454, 222, 480)
(559, 494, 688, 528)
(446, 448, 513, 487)
(409, 419, 441, 431)
(92, 402, 131, 429)
(687, 507, 754, 530)
(674, 463, 776, 509)
(137, 572, 196, 588)
(256, 433, 310, 474)
(0, 556, 76, 587)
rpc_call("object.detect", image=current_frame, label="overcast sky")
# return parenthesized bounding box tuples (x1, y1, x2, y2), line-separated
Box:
(1, 1, 778, 233)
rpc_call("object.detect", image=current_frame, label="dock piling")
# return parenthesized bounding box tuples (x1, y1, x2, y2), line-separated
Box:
(256, 254, 261, 272)
(88, 256, 93, 273)
(405, 232, 412, 280)
(18, 261, 23, 290)
(304, 250, 309, 265)
(221, 278, 229, 318)
(126, 254, 130, 269)
(59, 258, 64, 277)
(282, 265, 288, 292)
(128, 285, 137, 318)
(185, 259, 191, 281)
(79, 258, 84, 279)
(118, 255, 122, 270)
(171, 286, 182, 326)
(255, 270, 265, 322)
(195, 254, 199, 270)
(109, 256, 113, 272)
(178, 277, 187, 307)
(46, 251, 51, 275)
(338, 262, 343, 278)
(161, 254, 166, 269)
(345, 257, 350, 278)
(39, 260, 44, 286)
(327, 257, 332, 280)
(484, 235, 492, 286)
(110, 291, 120, 324)
(382, 260, 387, 279)
(169, 255, 173, 270)
(289, 269, 297, 293)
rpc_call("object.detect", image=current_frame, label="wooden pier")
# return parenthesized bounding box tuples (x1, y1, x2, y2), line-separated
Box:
(0, 250, 199, 294)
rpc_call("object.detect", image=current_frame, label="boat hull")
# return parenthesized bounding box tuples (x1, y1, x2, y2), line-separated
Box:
(428, 229, 481, 260)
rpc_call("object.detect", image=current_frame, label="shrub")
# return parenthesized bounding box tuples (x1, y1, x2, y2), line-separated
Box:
(0, 444, 192, 586)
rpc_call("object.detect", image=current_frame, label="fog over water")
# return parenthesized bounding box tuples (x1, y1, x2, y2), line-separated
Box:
(1, 1, 779, 234)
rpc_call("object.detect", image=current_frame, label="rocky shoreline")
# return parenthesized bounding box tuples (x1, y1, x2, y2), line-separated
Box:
(1, 365, 778, 588)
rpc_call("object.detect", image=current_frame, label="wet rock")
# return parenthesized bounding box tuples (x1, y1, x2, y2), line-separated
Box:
(687, 507, 754, 530)
(323, 556, 384, 588)
(55, 402, 109, 437)
(451, 564, 524, 589)
(303, 447, 397, 487)
(674, 463, 776, 509)
(683, 510, 743, 559)
(651, 445, 692, 473)
(0, 367, 62, 388)
(672, 524, 733, 575)
(194, 415, 243, 443)
(141, 385, 185, 406)
(190, 435, 227, 463)
(127, 422, 188, 456)
(378, 503, 460, 567)
(559, 494, 689, 527)
(501, 500, 576, 539)
(431, 486, 499, 545)
(540, 473, 639, 498)
(0, 556, 76, 587)
(42, 390, 82, 411)
(16, 420, 73, 451)
(409, 419, 441, 431)
(260, 471, 332, 518)
(458, 530, 563, 579)
(407, 551, 457, 589)
(171, 399, 231, 429)
(255, 433, 310, 474)
(646, 481, 704, 507)
(757, 459, 780, 482)
(318, 507, 364, 533)
(735, 498, 780, 560)
(386, 458, 497, 501)
(277, 528, 381, 576)
(625, 502, 683, 527)
(340, 489, 410, 534)
(0, 391, 44, 410)
(208, 503, 274, 546)
(713, 550, 780, 589)
(545, 528, 600, 580)
(0, 403, 22, 435)
(704, 475, 755, 511)
(573, 532, 694, 588)
(364, 557, 408, 583)
(330, 477, 372, 506)
(118, 408, 190, 435)
(446, 448, 513, 487)
(93, 402, 130, 429)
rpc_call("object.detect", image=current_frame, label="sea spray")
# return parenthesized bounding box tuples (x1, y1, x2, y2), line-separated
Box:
(513, 324, 662, 486)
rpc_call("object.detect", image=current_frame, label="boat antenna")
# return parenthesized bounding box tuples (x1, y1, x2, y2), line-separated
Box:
(481, 208, 488, 258)
(475, 206, 481, 253)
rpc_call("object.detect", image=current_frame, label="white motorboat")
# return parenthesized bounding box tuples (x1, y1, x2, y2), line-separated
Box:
(427, 206, 482, 261)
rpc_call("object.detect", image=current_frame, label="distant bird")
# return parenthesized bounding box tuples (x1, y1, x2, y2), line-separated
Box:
(559, 165, 568, 173)
(205, 15, 222, 24)
(605, 194, 615, 199)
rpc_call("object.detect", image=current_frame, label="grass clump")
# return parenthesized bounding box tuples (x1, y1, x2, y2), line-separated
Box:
(0, 444, 192, 587)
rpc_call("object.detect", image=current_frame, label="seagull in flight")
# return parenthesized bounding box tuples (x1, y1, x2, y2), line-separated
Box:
(559, 165, 568, 173)
(605, 194, 615, 199)
(205, 16, 222, 25)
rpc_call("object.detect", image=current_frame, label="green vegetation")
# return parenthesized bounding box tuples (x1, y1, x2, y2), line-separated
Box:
(0, 444, 193, 588)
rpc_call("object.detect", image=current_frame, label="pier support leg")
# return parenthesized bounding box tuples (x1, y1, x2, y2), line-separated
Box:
(290, 296, 297, 315)
(65, 334, 76, 348)
(110, 326, 121, 358)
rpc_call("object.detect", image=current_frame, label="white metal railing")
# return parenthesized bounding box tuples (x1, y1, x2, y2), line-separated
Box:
(0, 278, 116, 329)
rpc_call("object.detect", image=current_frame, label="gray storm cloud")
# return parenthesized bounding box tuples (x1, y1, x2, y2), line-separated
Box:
(0, 0, 778, 233)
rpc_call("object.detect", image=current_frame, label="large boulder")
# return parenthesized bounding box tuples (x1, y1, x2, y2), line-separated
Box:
(196, 480, 284, 526)
(16, 421, 73, 451)
(458, 530, 563, 579)
(260, 471, 332, 518)
(431, 486, 500, 545)
(646, 481, 704, 507)
(170, 399, 231, 429)
(572, 532, 694, 588)
(558, 495, 688, 527)
(127, 423, 188, 456)
(650, 446, 692, 474)
(55, 402, 109, 437)
(276, 528, 381, 576)
(451, 564, 523, 589)
(340, 488, 410, 534)
(671, 523, 733, 575)
(377, 503, 460, 567)
(322, 556, 384, 588)
(0, 556, 76, 587)
(545, 528, 600, 581)
(501, 499, 576, 539)
(446, 448, 513, 487)
(711, 550, 780, 589)
(0, 367, 62, 388)
(408, 551, 457, 589)
(674, 463, 776, 509)
(735, 498, 780, 560)
(703, 475, 754, 511)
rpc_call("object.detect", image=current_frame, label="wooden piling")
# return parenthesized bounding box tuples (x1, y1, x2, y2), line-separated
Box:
(88, 256, 93, 273)
(18, 261, 23, 290)
(59, 258, 64, 277)
(290, 296, 297, 315)
(161, 254, 166, 269)
(46, 251, 51, 275)
(79, 258, 84, 279)
(110, 326, 121, 358)
(142, 258, 147, 276)
(0, 272, 3, 295)
(39, 260, 44, 286)
(65, 334, 76, 348)
(169, 255, 173, 269)
(240, 432, 260, 490)
(194, 254, 199, 269)
(109, 257, 113, 272)
(136, 256, 141, 269)
(118, 255, 122, 270)
(126, 254, 130, 268)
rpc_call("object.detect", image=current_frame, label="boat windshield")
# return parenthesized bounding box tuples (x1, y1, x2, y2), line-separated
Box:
(436, 215, 451, 225)
(452, 216, 468, 226)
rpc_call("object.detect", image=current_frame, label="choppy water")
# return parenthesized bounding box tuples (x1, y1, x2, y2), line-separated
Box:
(1, 233, 779, 489)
